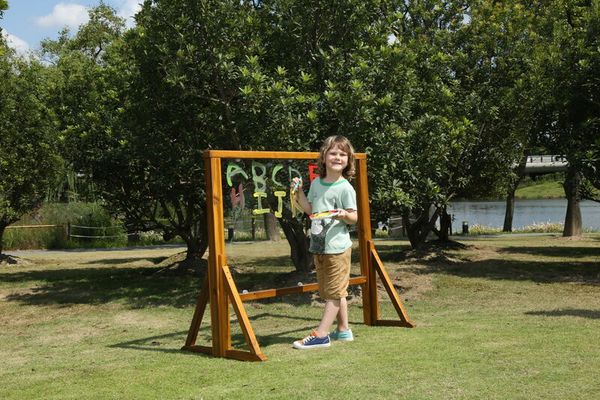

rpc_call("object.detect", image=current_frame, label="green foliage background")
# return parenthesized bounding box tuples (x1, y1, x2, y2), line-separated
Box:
(2, 0, 600, 254)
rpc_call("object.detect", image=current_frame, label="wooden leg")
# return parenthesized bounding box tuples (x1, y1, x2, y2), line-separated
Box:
(370, 243, 415, 328)
(368, 241, 380, 324)
(183, 277, 209, 347)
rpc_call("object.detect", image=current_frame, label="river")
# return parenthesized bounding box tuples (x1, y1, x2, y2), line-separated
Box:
(447, 199, 600, 231)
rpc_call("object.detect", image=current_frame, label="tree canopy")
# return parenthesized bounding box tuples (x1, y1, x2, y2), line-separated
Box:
(529, 0, 600, 235)
(5, 0, 600, 259)
(0, 49, 62, 256)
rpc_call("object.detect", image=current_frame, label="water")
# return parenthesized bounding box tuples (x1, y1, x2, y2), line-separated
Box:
(448, 199, 600, 231)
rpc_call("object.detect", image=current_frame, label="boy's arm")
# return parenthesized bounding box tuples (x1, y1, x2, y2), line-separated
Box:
(291, 178, 312, 215)
(334, 209, 358, 225)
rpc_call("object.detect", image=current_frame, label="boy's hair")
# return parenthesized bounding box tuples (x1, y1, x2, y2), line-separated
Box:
(317, 135, 356, 181)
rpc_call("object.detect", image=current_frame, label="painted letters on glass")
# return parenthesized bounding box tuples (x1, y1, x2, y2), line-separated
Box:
(225, 161, 307, 218)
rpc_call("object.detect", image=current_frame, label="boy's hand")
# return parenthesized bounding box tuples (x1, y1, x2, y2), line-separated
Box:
(290, 177, 302, 196)
(334, 209, 347, 220)
(334, 209, 358, 224)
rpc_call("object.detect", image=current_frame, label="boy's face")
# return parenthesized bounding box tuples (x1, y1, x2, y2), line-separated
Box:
(325, 144, 348, 176)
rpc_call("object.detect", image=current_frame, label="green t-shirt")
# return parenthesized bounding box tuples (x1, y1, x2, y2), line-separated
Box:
(307, 177, 357, 254)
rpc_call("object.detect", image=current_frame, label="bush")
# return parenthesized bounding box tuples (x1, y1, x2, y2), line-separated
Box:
(4, 202, 125, 250)
(458, 221, 598, 235)
(3, 225, 67, 250)
(519, 222, 564, 233)
(467, 224, 503, 235)
(3, 202, 194, 250)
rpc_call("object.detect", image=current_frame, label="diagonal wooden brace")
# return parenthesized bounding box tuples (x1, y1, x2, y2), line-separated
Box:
(222, 265, 267, 361)
(370, 241, 415, 328)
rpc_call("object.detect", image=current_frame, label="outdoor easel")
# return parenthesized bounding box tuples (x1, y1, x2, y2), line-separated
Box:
(182, 150, 415, 361)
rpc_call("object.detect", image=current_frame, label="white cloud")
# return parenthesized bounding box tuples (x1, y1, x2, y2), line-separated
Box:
(35, 3, 90, 29)
(117, 0, 142, 26)
(2, 31, 31, 56)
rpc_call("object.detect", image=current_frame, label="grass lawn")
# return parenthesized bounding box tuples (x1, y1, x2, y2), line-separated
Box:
(1, 235, 599, 399)
(516, 180, 565, 199)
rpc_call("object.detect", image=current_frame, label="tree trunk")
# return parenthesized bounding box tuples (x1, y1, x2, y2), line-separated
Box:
(0, 224, 5, 256)
(265, 191, 311, 273)
(184, 234, 209, 265)
(403, 204, 440, 249)
(175, 216, 210, 273)
(438, 206, 451, 241)
(402, 211, 419, 248)
(503, 156, 527, 232)
(503, 191, 516, 232)
(563, 165, 583, 237)
(279, 216, 312, 273)
(264, 213, 281, 242)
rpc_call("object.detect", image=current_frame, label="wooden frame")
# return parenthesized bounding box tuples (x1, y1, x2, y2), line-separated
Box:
(182, 150, 414, 361)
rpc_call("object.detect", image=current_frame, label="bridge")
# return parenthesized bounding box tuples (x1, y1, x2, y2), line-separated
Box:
(524, 155, 567, 174)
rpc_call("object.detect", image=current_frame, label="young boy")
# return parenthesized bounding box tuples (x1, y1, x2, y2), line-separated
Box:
(292, 135, 358, 349)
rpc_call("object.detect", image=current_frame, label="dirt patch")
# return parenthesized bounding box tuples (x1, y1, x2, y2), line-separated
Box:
(229, 259, 434, 306)
(401, 242, 471, 264)
(459, 244, 501, 262)
(384, 263, 434, 302)
(112, 310, 173, 330)
(553, 236, 585, 241)
(154, 251, 207, 277)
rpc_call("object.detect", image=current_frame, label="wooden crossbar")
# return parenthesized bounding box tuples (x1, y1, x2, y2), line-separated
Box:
(238, 276, 367, 301)
(204, 150, 366, 160)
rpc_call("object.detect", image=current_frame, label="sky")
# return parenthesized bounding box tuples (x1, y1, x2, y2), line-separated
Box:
(1, 0, 142, 56)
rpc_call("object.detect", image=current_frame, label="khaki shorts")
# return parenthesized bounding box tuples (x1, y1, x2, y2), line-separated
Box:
(314, 248, 352, 300)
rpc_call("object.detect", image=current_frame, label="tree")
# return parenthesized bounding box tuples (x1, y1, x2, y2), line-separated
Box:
(40, 4, 138, 234)
(581, 136, 600, 199)
(109, 0, 430, 267)
(531, 0, 600, 237)
(244, 0, 535, 249)
(365, 0, 529, 247)
(42, 0, 276, 270)
(236, 0, 422, 256)
(43, 4, 217, 268)
(0, 0, 8, 56)
(453, 1, 540, 233)
(0, 0, 7, 19)
(0, 49, 62, 258)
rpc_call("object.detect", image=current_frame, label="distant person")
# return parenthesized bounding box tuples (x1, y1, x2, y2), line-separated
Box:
(291, 135, 358, 349)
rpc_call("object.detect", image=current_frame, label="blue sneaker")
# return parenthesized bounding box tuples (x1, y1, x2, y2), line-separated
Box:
(330, 329, 354, 341)
(293, 331, 331, 350)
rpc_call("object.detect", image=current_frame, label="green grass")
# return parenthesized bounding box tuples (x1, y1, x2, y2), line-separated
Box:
(516, 180, 565, 199)
(2, 235, 600, 399)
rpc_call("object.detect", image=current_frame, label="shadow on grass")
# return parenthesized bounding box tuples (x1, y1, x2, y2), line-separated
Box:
(525, 309, 600, 319)
(83, 256, 168, 265)
(110, 331, 192, 354)
(421, 258, 599, 285)
(1, 266, 202, 308)
(111, 312, 361, 355)
(109, 328, 310, 356)
(371, 242, 600, 285)
(0, 265, 325, 309)
(237, 312, 364, 347)
(8, 239, 596, 310)
(229, 254, 296, 269)
(499, 246, 600, 259)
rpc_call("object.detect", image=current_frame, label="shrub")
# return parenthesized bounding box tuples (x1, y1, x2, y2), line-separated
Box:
(5, 202, 125, 250)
